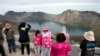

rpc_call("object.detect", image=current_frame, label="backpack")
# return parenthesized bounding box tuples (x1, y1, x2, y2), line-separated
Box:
(85, 42, 96, 56)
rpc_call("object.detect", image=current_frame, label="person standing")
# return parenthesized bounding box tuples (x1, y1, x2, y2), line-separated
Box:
(4, 23, 16, 53)
(0, 21, 6, 56)
(41, 27, 51, 56)
(80, 31, 96, 56)
(33, 30, 42, 56)
(18, 22, 31, 56)
(50, 33, 71, 56)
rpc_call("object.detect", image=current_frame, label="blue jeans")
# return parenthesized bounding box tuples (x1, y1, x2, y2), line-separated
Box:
(7, 39, 16, 53)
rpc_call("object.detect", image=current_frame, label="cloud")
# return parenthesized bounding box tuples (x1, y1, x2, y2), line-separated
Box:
(0, 0, 100, 14)
(0, 0, 100, 5)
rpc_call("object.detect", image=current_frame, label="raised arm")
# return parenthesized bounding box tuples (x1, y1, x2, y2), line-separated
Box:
(26, 24, 31, 31)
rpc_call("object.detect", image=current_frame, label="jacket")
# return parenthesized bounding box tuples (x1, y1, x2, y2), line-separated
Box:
(50, 42, 71, 56)
(4, 28, 15, 40)
(18, 24, 31, 43)
(80, 40, 96, 56)
(0, 25, 3, 45)
(33, 33, 42, 46)
(42, 32, 51, 48)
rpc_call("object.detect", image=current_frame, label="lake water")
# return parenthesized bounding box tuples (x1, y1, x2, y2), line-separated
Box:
(28, 21, 89, 36)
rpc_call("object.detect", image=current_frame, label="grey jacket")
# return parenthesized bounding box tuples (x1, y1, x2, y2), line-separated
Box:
(4, 28, 15, 40)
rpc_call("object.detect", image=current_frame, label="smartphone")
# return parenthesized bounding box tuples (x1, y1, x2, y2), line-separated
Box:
(25, 23, 28, 28)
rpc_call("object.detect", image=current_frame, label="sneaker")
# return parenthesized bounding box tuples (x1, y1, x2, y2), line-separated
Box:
(28, 53, 32, 56)
(28, 54, 31, 56)
(22, 55, 24, 56)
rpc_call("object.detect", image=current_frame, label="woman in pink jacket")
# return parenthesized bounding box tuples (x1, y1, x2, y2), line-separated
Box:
(50, 33, 71, 56)
(33, 30, 42, 56)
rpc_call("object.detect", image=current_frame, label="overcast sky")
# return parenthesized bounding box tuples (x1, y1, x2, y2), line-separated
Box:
(0, 0, 100, 15)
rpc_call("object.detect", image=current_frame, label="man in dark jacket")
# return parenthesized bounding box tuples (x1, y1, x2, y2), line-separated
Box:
(0, 22, 6, 56)
(18, 22, 31, 56)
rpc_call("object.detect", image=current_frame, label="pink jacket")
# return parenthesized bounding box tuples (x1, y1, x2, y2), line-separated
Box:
(50, 42, 71, 56)
(33, 33, 42, 46)
(42, 32, 51, 48)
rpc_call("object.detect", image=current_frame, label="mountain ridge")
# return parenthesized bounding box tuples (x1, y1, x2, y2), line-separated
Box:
(54, 9, 100, 25)
(0, 10, 100, 25)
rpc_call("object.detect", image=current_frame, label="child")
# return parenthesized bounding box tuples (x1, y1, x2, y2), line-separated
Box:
(33, 30, 42, 56)
(41, 27, 51, 56)
(50, 33, 71, 56)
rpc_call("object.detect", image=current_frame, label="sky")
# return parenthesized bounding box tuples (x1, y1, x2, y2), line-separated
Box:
(0, 0, 100, 15)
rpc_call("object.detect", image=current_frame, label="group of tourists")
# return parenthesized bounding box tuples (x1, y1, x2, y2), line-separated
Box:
(0, 21, 96, 56)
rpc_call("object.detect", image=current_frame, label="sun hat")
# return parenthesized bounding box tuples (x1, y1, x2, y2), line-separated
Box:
(84, 31, 95, 41)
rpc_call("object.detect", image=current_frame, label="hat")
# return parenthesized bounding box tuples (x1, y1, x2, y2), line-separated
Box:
(43, 27, 48, 31)
(84, 31, 95, 41)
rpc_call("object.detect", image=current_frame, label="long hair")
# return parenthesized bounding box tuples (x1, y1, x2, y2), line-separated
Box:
(35, 30, 40, 36)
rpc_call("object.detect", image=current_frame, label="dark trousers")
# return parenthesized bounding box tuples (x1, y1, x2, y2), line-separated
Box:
(81, 51, 86, 56)
(0, 45, 6, 56)
(21, 43, 30, 55)
(7, 39, 16, 53)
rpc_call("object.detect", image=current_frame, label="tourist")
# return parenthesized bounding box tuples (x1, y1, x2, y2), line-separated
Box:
(33, 30, 42, 56)
(50, 33, 71, 56)
(18, 22, 31, 56)
(41, 27, 51, 56)
(0, 21, 6, 56)
(80, 31, 96, 56)
(4, 23, 16, 53)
